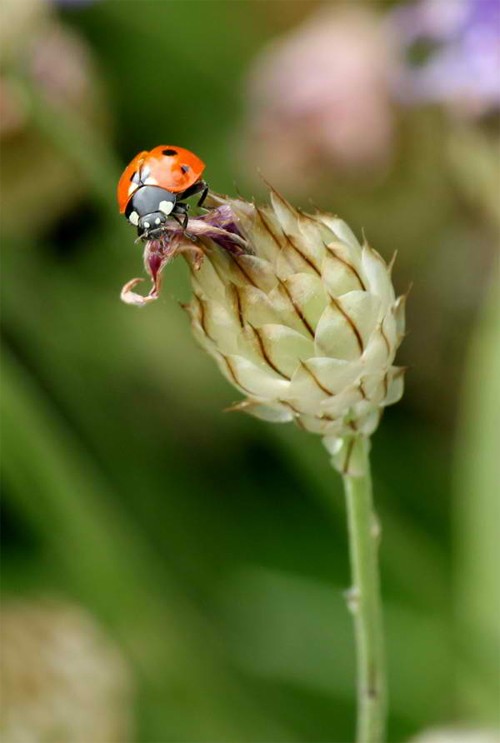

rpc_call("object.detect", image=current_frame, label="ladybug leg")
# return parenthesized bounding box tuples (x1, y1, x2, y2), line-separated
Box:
(171, 203, 198, 241)
(179, 181, 203, 199)
(179, 180, 209, 209)
(197, 183, 209, 208)
(172, 212, 189, 230)
(173, 202, 189, 230)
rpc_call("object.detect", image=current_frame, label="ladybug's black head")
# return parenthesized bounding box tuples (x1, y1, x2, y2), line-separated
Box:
(125, 185, 177, 238)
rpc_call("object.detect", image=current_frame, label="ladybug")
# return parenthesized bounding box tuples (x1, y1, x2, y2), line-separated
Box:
(117, 145, 208, 239)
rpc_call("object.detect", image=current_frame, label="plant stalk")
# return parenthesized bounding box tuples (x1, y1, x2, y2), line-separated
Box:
(342, 437, 387, 743)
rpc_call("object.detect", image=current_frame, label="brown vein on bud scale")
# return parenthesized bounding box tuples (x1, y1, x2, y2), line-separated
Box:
(283, 231, 321, 276)
(230, 285, 245, 329)
(194, 294, 214, 343)
(222, 356, 250, 393)
(250, 325, 291, 380)
(325, 244, 367, 291)
(379, 322, 391, 356)
(382, 372, 389, 398)
(228, 254, 258, 288)
(255, 205, 282, 250)
(328, 295, 365, 354)
(277, 278, 316, 337)
(299, 361, 335, 396)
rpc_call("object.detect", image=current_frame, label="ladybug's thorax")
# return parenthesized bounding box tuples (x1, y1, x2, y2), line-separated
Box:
(125, 185, 177, 237)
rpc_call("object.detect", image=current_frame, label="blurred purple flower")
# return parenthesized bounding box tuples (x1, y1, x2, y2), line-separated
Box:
(242, 6, 396, 191)
(30, 24, 95, 106)
(0, 0, 102, 139)
(389, 0, 500, 117)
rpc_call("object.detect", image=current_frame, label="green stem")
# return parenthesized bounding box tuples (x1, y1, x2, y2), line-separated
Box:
(342, 437, 387, 743)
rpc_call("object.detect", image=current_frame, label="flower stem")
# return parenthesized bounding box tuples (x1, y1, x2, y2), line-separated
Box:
(342, 437, 387, 743)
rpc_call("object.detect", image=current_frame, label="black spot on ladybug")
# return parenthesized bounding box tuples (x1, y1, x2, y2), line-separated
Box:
(163, 148, 177, 156)
(181, 165, 190, 173)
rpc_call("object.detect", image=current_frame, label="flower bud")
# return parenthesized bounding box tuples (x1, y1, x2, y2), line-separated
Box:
(123, 192, 406, 474)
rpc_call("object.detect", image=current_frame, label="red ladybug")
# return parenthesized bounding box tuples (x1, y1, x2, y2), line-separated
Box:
(117, 145, 208, 239)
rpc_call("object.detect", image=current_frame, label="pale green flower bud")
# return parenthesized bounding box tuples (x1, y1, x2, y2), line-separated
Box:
(122, 190, 405, 473)
(181, 192, 406, 473)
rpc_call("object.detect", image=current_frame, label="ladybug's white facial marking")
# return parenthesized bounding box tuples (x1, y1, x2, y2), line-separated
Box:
(159, 200, 174, 216)
(155, 217, 161, 225)
(143, 177, 157, 186)
(143, 221, 151, 229)
(128, 211, 139, 226)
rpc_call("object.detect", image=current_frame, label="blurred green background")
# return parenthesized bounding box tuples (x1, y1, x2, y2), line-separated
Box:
(1, 1, 499, 742)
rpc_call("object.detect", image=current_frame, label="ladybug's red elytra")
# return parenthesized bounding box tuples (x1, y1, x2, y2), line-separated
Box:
(117, 145, 208, 239)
